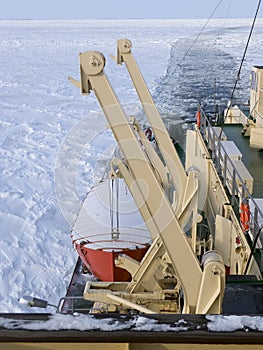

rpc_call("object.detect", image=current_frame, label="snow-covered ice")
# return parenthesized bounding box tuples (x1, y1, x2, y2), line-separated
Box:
(1, 18, 263, 315)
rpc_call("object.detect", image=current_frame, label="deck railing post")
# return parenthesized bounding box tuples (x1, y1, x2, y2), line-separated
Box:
(231, 169, 236, 206)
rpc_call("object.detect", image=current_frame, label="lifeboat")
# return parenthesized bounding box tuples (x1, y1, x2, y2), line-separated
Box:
(71, 178, 151, 282)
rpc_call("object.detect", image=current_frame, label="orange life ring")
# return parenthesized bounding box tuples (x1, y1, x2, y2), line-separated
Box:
(240, 200, 250, 232)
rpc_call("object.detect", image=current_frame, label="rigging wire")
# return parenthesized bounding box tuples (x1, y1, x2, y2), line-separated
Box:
(109, 178, 114, 234)
(213, 0, 232, 118)
(217, 0, 232, 39)
(178, 0, 224, 67)
(220, 0, 262, 132)
(154, 0, 223, 101)
(116, 177, 120, 235)
(225, 0, 232, 18)
(109, 177, 120, 238)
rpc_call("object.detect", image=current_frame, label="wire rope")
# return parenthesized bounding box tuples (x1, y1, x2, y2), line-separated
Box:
(220, 0, 262, 133)
(154, 0, 224, 101)
(116, 177, 120, 234)
(178, 0, 224, 67)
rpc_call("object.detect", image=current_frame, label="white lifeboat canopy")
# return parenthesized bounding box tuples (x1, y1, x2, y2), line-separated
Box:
(71, 178, 151, 250)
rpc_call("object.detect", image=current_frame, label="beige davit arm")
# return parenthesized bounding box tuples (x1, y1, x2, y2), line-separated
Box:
(76, 50, 203, 312)
(69, 48, 225, 314)
(115, 39, 187, 214)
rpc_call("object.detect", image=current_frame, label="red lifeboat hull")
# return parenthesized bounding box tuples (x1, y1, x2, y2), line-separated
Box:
(75, 242, 150, 282)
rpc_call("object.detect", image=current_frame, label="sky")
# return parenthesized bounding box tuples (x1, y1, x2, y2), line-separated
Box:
(0, 0, 262, 20)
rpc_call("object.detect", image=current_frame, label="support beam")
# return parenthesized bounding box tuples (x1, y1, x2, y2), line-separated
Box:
(115, 39, 187, 214)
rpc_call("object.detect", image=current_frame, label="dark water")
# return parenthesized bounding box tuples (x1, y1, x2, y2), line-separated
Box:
(153, 33, 263, 197)
(154, 35, 243, 119)
(152, 31, 252, 156)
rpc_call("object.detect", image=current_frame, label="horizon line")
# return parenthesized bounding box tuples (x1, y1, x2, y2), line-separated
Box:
(0, 16, 260, 21)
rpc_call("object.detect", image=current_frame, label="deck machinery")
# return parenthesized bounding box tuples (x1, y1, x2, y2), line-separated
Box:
(67, 39, 263, 315)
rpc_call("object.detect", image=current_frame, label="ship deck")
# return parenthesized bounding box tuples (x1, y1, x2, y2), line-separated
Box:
(222, 124, 263, 198)
(61, 122, 263, 315)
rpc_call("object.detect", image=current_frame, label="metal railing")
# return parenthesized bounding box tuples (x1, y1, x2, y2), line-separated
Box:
(57, 296, 93, 314)
(57, 295, 127, 314)
(198, 106, 263, 270)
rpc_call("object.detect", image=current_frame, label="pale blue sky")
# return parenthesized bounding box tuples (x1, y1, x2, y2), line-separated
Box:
(1, 0, 262, 20)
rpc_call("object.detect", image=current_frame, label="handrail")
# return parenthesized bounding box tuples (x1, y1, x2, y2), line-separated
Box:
(198, 105, 263, 264)
(57, 296, 92, 314)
